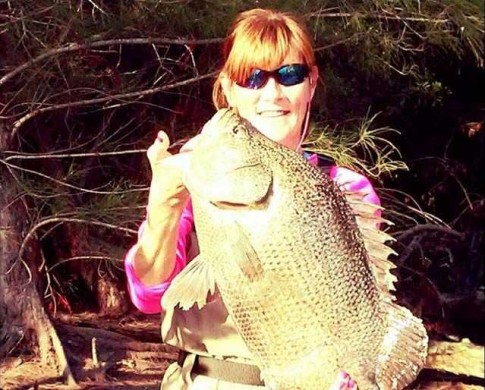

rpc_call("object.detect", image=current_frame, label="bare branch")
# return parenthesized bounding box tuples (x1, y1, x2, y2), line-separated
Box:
(46, 256, 123, 273)
(395, 224, 465, 242)
(0, 158, 147, 196)
(9, 70, 219, 137)
(4, 149, 147, 161)
(7, 216, 136, 280)
(309, 10, 455, 24)
(0, 37, 223, 88)
(314, 32, 367, 52)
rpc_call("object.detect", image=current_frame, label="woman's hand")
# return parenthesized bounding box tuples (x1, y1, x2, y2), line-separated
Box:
(146, 131, 190, 212)
(133, 116, 221, 286)
(146, 130, 208, 210)
(330, 371, 357, 390)
(133, 131, 202, 285)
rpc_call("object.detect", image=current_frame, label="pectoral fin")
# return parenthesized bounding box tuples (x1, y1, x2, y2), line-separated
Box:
(161, 254, 216, 311)
(223, 222, 264, 281)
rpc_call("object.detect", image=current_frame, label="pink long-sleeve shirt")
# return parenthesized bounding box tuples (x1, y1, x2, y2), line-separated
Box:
(125, 156, 381, 314)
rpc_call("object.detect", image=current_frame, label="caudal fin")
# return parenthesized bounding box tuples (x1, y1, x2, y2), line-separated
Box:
(377, 302, 428, 389)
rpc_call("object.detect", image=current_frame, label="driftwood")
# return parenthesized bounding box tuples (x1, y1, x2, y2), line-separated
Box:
(426, 339, 484, 378)
(417, 382, 484, 389)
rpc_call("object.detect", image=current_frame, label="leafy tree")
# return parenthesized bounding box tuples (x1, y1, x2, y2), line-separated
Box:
(0, 0, 483, 383)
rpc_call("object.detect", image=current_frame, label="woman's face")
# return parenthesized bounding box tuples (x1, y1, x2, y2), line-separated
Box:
(222, 50, 318, 151)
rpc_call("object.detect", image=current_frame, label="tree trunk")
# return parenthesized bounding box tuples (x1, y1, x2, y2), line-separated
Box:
(0, 125, 27, 358)
(0, 124, 77, 386)
(97, 272, 130, 316)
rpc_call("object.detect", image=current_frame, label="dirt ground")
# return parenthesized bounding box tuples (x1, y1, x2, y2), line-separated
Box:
(0, 313, 172, 390)
(0, 313, 484, 390)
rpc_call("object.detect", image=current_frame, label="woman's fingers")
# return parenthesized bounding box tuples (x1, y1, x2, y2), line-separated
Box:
(329, 371, 358, 390)
(147, 131, 172, 167)
(348, 379, 357, 390)
(146, 129, 205, 176)
(156, 130, 170, 148)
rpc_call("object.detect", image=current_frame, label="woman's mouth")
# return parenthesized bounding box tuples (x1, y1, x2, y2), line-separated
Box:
(257, 110, 289, 117)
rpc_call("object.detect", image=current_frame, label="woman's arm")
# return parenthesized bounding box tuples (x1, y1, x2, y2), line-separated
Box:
(124, 202, 194, 314)
(124, 132, 198, 314)
(329, 165, 381, 207)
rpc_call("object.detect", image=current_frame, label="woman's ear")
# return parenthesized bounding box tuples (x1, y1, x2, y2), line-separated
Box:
(309, 66, 319, 100)
(220, 73, 234, 107)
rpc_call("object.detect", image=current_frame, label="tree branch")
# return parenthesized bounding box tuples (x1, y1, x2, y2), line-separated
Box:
(7, 216, 137, 276)
(314, 32, 367, 52)
(9, 70, 219, 138)
(4, 149, 147, 161)
(309, 10, 456, 24)
(0, 37, 222, 88)
(0, 158, 148, 196)
(395, 224, 465, 242)
(46, 256, 124, 273)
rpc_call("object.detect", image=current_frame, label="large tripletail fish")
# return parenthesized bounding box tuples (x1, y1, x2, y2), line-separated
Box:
(163, 109, 428, 389)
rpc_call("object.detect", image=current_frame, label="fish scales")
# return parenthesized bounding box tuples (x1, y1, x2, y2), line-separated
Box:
(163, 109, 428, 389)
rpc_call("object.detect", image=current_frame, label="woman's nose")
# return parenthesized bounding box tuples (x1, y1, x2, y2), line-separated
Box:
(260, 77, 283, 100)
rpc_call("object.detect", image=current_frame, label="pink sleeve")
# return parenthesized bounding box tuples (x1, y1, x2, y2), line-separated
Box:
(329, 166, 381, 208)
(306, 153, 381, 208)
(124, 201, 194, 314)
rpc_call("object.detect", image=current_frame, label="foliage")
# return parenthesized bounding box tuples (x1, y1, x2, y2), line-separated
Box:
(303, 111, 408, 181)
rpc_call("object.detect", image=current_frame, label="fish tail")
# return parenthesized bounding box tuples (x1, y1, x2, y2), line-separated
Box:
(376, 302, 428, 389)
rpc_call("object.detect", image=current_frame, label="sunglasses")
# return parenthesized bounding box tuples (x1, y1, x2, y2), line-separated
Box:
(237, 63, 310, 89)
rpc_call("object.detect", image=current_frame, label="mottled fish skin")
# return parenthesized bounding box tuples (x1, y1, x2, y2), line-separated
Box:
(163, 109, 428, 389)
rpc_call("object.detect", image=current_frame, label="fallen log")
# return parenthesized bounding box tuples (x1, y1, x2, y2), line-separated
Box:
(425, 338, 484, 379)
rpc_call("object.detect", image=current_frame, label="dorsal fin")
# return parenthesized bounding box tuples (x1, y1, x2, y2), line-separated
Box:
(344, 190, 398, 302)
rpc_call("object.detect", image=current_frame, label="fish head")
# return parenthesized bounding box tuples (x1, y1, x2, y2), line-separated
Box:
(185, 109, 273, 206)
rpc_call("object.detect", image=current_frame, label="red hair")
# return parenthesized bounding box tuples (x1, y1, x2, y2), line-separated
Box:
(212, 8, 316, 109)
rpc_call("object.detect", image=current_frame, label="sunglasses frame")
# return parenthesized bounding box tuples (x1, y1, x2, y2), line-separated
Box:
(237, 63, 310, 90)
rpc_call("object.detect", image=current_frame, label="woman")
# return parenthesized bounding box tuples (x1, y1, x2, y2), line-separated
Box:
(125, 8, 379, 389)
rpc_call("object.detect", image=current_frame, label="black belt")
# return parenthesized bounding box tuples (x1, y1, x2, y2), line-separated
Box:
(179, 351, 264, 386)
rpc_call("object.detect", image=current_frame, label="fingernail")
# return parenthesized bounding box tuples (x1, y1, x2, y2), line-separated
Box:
(157, 131, 169, 143)
(339, 371, 349, 380)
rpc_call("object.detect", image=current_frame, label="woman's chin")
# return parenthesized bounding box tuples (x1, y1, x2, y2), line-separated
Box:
(253, 120, 297, 140)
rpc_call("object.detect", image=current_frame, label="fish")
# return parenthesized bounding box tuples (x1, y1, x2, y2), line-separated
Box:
(162, 108, 428, 389)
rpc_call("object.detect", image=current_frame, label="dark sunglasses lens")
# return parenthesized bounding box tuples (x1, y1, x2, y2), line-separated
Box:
(239, 64, 309, 89)
(278, 64, 309, 86)
(244, 69, 268, 89)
